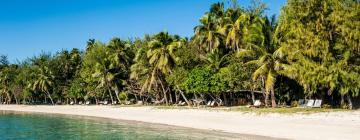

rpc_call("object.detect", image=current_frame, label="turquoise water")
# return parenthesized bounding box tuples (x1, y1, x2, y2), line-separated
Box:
(0, 111, 267, 140)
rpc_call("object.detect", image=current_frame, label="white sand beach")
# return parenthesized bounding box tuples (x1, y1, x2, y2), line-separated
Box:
(1, 105, 359, 140)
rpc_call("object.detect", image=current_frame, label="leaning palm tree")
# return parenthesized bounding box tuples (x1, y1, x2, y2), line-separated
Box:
(239, 45, 280, 108)
(146, 32, 181, 105)
(28, 66, 55, 105)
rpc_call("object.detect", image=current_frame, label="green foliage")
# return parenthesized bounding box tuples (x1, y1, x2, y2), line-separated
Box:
(0, 0, 358, 108)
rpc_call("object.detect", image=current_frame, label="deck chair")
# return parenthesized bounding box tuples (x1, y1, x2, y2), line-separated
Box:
(78, 101, 83, 105)
(306, 99, 315, 108)
(299, 99, 308, 107)
(112, 101, 117, 105)
(85, 101, 90, 105)
(313, 100, 322, 108)
(136, 101, 143, 105)
(180, 101, 186, 106)
(103, 101, 108, 105)
(210, 101, 216, 107)
(249, 100, 261, 108)
(70, 101, 74, 105)
(206, 101, 212, 106)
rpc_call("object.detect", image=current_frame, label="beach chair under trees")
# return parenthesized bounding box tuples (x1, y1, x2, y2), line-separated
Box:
(313, 100, 322, 108)
(298, 99, 308, 108)
(249, 100, 261, 108)
(306, 99, 315, 108)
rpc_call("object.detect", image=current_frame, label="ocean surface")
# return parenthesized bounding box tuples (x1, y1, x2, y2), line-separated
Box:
(0, 110, 275, 140)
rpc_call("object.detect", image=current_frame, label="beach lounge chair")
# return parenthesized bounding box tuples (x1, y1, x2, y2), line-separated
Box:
(85, 101, 90, 105)
(299, 99, 308, 108)
(112, 101, 117, 105)
(70, 101, 74, 105)
(206, 101, 212, 106)
(313, 100, 322, 108)
(103, 101, 108, 105)
(154, 98, 165, 105)
(78, 101, 83, 105)
(210, 101, 216, 107)
(306, 99, 315, 108)
(249, 100, 261, 108)
(179, 101, 186, 106)
(136, 101, 143, 105)
(192, 99, 205, 106)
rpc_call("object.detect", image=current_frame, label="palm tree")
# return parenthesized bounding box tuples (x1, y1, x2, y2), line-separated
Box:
(238, 15, 279, 107)
(193, 13, 224, 52)
(146, 32, 181, 105)
(0, 67, 14, 104)
(29, 65, 55, 105)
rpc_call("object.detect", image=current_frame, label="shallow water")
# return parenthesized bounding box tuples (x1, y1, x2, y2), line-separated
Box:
(0, 110, 279, 140)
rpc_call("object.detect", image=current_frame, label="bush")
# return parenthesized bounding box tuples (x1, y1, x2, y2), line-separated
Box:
(291, 101, 299, 107)
(322, 104, 332, 109)
(119, 92, 128, 101)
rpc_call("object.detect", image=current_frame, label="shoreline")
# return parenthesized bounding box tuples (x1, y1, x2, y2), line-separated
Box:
(1, 105, 360, 140)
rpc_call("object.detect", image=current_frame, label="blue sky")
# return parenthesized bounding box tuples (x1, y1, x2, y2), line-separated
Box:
(0, 0, 286, 63)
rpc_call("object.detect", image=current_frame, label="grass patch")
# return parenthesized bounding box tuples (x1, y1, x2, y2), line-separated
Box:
(155, 105, 349, 114)
(115, 105, 350, 114)
(220, 107, 349, 114)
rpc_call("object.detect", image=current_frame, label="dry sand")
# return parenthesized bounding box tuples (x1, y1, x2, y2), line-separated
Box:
(1, 105, 359, 140)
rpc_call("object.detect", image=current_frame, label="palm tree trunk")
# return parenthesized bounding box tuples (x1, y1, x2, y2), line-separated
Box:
(261, 77, 268, 107)
(340, 94, 345, 107)
(113, 86, 121, 104)
(223, 93, 228, 106)
(177, 85, 191, 106)
(158, 79, 168, 105)
(107, 88, 114, 103)
(347, 94, 353, 110)
(265, 93, 269, 107)
(270, 87, 276, 108)
(251, 90, 255, 105)
(45, 91, 54, 105)
(168, 88, 173, 104)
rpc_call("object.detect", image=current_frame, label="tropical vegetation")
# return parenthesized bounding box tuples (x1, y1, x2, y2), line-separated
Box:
(0, 0, 359, 109)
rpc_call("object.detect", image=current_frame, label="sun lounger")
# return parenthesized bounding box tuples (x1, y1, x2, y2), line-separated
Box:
(206, 101, 212, 106)
(249, 100, 261, 108)
(210, 101, 216, 107)
(125, 101, 131, 105)
(70, 101, 74, 105)
(180, 101, 186, 106)
(85, 101, 90, 105)
(78, 101, 83, 105)
(136, 101, 143, 105)
(192, 99, 204, 106)
(306, 99, 315, 108)
(112, 101, 117, 105)
(313, 100, 322, 108)
(154, 98, 165, 105)
(103, 101, 108, 105)
(299, 99, 309, 108)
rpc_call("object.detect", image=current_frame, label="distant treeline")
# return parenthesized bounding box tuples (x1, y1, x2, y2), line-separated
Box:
(0, 0, 359, 109)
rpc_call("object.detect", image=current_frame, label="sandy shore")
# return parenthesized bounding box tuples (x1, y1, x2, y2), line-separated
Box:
(1, 105, 359, 140)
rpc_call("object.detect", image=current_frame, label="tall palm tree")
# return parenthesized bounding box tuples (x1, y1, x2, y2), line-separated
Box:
(29, 66, 55, 105)
(146, 32, 181, 105)
(238, 15, 279, 107)
(0, 67, 14, 104)
(193, 14, 224, 52)
(224, 13, 264, 52)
